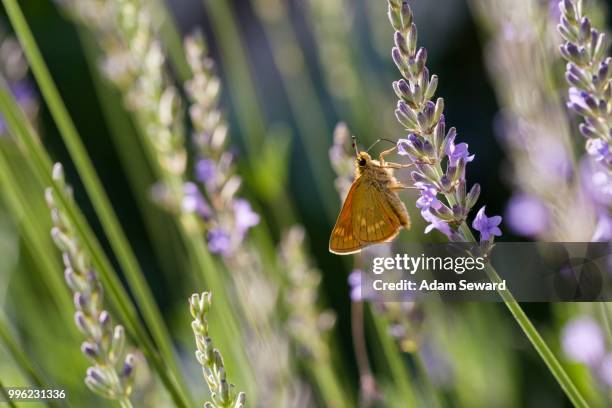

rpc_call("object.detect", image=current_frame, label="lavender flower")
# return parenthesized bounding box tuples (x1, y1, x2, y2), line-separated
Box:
(472, 206, 503, 242)
(330, 123, 356, 200)
(348, 269, 363, 302)
(189, 292, 245, 408)
(505, 194, 550, 237)
(422, 209, 453, 239)
(600, 354, 612, 387)
(387, 0, 499, 245)
(562, 316, 605, 366)
(414, 182, 441, 211)
(558, 0, 611, 168)
(46, 163, 136, 405)
(0, 25, 38, 137)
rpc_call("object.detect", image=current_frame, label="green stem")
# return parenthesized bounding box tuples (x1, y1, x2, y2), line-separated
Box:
(0, 315, 47, 389)
(598, 302, 612, 343)
(432, 165, 589, 408)
(485, 265, 589, 408)
(307, 361, 350, 408)
(118, 398, 134, 408)
(0, 1, 191, 405)
(370, 308, 416, 405)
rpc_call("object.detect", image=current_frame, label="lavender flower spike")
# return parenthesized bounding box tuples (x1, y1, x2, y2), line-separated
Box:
(46, 163, 136, 405)
(558, 0, 611, 168)
(189, 292, 246, 408)
(387, 0, 499, 245)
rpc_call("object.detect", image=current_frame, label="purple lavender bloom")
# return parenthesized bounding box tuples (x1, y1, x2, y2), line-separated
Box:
(599, 354, 612, 387)
(415, 183, 441, 211)
(586, 139, 610, 163)
(1, 81, 37, 136)
(505, 194, 549, 237)
(207, 228, 231, 255)
(445, 132, 475, 167)
(397, 134, 425, 161)
(580, 158, 612, 207)
(592, 214, 612, 242)
(567, 87, 590, 113)
(195, 158, 218, 189)
(422, 209, 452, 238)
(233, 198, 260, 233)
(348, 269, 362, 301)
(182, 182, 212, 218)
(561, 317, 605, 366)
(11, 81, 36, 107)
(472, 206, 502, 242)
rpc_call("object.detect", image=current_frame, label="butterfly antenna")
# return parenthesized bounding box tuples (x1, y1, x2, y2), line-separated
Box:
(351, 135, 359, 156)
(366, 138, 396, 153)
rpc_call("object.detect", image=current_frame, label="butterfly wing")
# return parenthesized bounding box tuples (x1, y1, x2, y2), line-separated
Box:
(329, 177, 403, 255)
(329, 178, 363, 255)
(351, 182, 402, 244)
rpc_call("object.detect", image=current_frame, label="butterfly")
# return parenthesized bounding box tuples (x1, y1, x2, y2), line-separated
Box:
(329, 139, 412, 255)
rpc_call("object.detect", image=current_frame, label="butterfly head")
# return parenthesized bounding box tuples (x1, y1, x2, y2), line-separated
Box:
(355, 151, 372, 170)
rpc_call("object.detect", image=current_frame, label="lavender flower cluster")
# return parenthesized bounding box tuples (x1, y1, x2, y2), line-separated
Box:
(46, 163, 136, 403)
(471, 0, 597, 241)
(189, 292, 246, 408)
(558, 0, 611, 168)
(0, 24, 38, 137)
(387, 0, 501, 244)
(562, 316, 612, 387)
(182, 34, 259, 256)
(184, 34, 312, 405)
(279, 226, 336, 361)
(557, 0, 611, 242)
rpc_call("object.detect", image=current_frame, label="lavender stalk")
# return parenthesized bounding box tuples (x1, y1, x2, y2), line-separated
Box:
(388, 0, 496, 247)
(470, 0, 597, 241)
(557, 0, 612, 242)
(46, 163, 136, 406)
(189, 292, 246, 408)
(385, 1, 588, 406)
(558, 0, 611, 168)
(183, 33, 309, 405)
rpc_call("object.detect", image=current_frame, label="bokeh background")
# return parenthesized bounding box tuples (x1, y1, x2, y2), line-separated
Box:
(0, 0, 610, 407)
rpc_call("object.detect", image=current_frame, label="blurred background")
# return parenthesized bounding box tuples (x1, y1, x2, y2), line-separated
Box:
(0, 0, 610, 406)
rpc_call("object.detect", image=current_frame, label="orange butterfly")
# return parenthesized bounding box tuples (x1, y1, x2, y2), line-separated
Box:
(329, 140, 412, 255)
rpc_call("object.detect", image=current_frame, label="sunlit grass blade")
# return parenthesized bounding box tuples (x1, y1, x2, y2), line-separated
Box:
(0, 378, 17, 408)
(0, 80, 189, 407)
(0, 315, 49, 391)
(0, 141, 73, 321)
(0, 0, 191, 404)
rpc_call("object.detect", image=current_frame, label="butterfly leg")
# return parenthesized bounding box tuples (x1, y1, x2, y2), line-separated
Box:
(381, 161, 414, 170)
(378, 146, 397, 164)
(390, 183, 418, 191)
